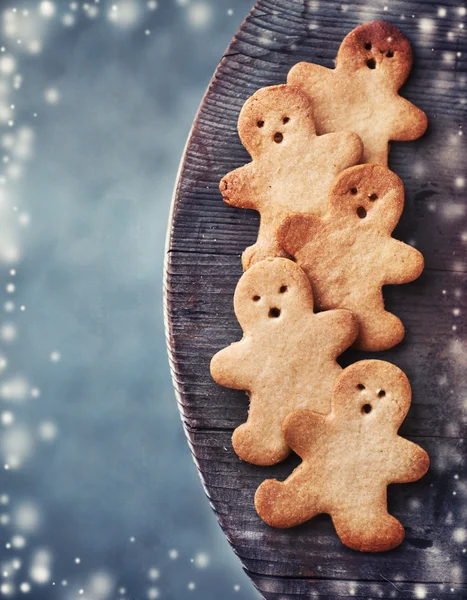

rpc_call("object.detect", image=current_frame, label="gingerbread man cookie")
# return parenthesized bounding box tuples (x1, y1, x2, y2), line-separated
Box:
(219, 84, 363, 270)
(278, 164, 424, 351)
(255, 360, 430, 552)
(210, 258, 358, 466)
(288, 21, 428, 165)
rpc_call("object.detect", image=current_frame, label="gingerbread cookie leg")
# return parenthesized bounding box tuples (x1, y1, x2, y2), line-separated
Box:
(255, 467, 321, 528)
(332, 505, 405, 552)
(233, 402, 289, 466)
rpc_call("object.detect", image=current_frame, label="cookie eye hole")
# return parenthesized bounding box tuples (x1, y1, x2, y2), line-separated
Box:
(274, 132, 284, 143)
(279, 285, 288, 293)
(268, 307, 281, 318)
(357, 206, 367, 219)
(378, 390, 386, 398)
(357, 383, 365, 391)
(282, 117, 290, 124)
(386, 50, 394, 58)
(364, 42, 372, 50)
(369, 193, 378, 201)
(257, 120, 265, 128)
(350, 187, 358, 195)
(253, 295, 261, 302)
(366, 58, 376, 69)
(362, 404, 372, 414)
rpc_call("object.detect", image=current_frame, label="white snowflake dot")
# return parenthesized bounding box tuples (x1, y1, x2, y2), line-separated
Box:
(419, 18, 435, 33)
(39, 2, 56, 18)
(453, 528, 467, 543)
(187, 3, 212, 28)
(414, 584, 427, 599)
(1, 412, 14, 426)
(194, 552, 209, 568)
(44, 88, 60, 105)
(30, 564, 49, 584)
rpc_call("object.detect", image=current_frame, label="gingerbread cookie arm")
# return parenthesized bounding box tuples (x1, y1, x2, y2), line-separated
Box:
(287, 61, 330, 91)
(315, 310, 359, 356)
(390, 96, 428, 142)
(388, 437, 430, 484)
(379, 239, 424, 285)
(282, 410, 326, 457)
(210, 340, 254, 390)
(219, 163, 261, 211)
(319, 131, 364, 172)
(277, 214, 322, 256)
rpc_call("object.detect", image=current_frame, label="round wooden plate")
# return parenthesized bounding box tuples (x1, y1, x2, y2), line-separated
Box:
(164, 1, 467, 598)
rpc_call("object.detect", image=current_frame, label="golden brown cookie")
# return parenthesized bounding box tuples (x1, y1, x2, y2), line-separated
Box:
(288, 21, 428, 165)
(278, 163, 424, 351)
(255, 360, 430, 552)
(219, 84, 363, 270)
(210, 258, 358, 466)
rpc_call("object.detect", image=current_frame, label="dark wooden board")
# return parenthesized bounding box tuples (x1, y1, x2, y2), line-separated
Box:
(164, 0, 467, 598)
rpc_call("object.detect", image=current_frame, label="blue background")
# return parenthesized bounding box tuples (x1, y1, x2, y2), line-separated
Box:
(0, 1, 259, 598)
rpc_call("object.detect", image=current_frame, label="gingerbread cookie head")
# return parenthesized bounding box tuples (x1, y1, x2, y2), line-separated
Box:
(328, 164, 405, 232)
(233, 257, 314, 331)
(237, 84, 316, 159)
(337, 21, 413, 90)
(331, 360, 412, 429)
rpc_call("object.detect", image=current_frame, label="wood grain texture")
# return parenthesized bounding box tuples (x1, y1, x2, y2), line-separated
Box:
(164, 0, 467, 598)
